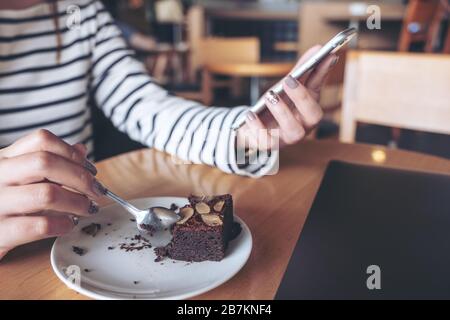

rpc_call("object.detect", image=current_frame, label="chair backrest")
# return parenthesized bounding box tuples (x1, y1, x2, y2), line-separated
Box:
(425, 0, 450, 53)
(340, 50, 450, 143)
(186, 6, 259, 75)
(444, 26, 450, 54)
(200, 37, 260, 66)
(154, 0, 184, 24)
(398, 0, 441, 51)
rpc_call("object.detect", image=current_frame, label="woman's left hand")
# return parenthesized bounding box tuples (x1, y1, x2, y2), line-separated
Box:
(237, 45, 339, 150)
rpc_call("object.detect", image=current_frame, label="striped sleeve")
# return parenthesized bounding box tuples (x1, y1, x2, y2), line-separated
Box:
(88, 1, 278, 177)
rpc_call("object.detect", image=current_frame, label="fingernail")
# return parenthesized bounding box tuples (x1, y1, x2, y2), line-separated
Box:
(266, 90, 280, 105)
(72, 216, 79, 226)
(331, 56, 339, 67)
(84, 160, 97, 176)
(285, 75, 299, 89)
(88, 201, 99, 215)
(246, 111, 256, 122)
(93, 179, 107, 196)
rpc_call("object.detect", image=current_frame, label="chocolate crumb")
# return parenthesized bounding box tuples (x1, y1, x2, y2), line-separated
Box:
(170, 203, 179, 211)
(139, 223, 156, 236)
(154, 246, 168, 262)
(107, 223, 112, 226)
(84, 269, 91, 272)
(130, 218, 136, 222)
(118, 234, 152, 252)
(81, 223, 101, 237)
(107, 246, 115, 250)
(72, 246, 86, 256)
(133, 281, 139, 285)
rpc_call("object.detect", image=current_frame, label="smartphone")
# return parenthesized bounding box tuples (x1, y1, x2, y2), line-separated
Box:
(231, 27, 357, 131)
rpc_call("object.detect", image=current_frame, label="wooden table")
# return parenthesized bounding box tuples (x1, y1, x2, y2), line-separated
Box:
(1, 140, 450, 299)
(203, 1, 299, 22)
(205, 62, 295, 105)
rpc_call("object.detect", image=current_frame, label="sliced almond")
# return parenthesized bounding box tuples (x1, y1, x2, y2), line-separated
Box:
(195, 202, 211, 215)
(201, 214, 223, 227)
(213, 200, 225, 212)
(177, 207, 194, 225)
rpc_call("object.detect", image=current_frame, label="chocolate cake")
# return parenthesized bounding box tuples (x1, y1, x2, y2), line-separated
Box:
(155, 194, 235, 262)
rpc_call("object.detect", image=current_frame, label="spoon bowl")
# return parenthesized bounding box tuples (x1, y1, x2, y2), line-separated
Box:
(102, 188, 180, 234)
(137, 206, 180, 233)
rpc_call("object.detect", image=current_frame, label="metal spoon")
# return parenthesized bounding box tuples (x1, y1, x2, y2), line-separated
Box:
(102, 188, 180, 233)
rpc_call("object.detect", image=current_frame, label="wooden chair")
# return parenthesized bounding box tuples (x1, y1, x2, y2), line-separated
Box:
(153, 4, 206, 103)
(201, 37, 297, 106)
(398, 0, 441, 52)
(184, 5, 294, 106)
(340, 51, 450, 143)
(427, 0, 450, 53)
(173, 5, 249, 104)
(200, 37, 261, 105)
(186, 4, 205, 84)
(185, 6, 264, 105)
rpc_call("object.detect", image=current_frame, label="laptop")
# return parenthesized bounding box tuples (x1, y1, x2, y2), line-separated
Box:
(276, 160, 450, 299)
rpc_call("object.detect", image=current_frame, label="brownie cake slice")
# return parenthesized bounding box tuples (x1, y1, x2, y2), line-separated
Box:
(155, 194, 235, 262)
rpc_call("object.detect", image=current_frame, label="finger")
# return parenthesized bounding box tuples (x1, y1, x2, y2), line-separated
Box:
(282, 76, 323, 130)
(263, 46, 323, 108)
(0, 129, 96, 175)
(73, 143, 88, 158)
(244, 111, 279, 150)
(291, 45, 323, 84)
(0, 151, 103, 199)
(264, 90, 305, 145)
(0, 184, 98, 217)
(0, 215, 74, 251)
(294, 45, 322, 69)
(305, 54, 338, 98)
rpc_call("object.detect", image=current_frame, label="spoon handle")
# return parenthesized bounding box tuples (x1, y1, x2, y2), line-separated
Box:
(104, 189, 142, 217)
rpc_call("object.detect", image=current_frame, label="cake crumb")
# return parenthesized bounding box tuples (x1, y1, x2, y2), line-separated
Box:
(119, 234, 152, 252)
(72, 246, 86, 256)
(81, 223, 101, 237)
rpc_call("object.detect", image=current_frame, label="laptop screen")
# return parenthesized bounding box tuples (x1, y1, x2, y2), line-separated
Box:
(276, 161, 450, 299)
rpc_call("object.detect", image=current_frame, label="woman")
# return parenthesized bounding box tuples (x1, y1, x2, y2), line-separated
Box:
(0, 0, 337, 260)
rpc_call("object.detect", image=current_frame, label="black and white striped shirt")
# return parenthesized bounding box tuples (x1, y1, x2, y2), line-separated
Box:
(0, 0, 278, 177)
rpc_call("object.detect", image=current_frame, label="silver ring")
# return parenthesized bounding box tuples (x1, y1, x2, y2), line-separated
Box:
(266, 90, 280, 105)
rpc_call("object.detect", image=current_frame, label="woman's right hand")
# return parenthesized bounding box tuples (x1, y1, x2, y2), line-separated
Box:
(0, 129, 105, 261)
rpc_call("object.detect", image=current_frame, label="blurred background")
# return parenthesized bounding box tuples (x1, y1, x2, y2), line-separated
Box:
(93, 0, 450, 162)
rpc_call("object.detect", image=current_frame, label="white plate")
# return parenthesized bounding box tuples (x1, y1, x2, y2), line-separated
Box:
(51, 197, 252, 300)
